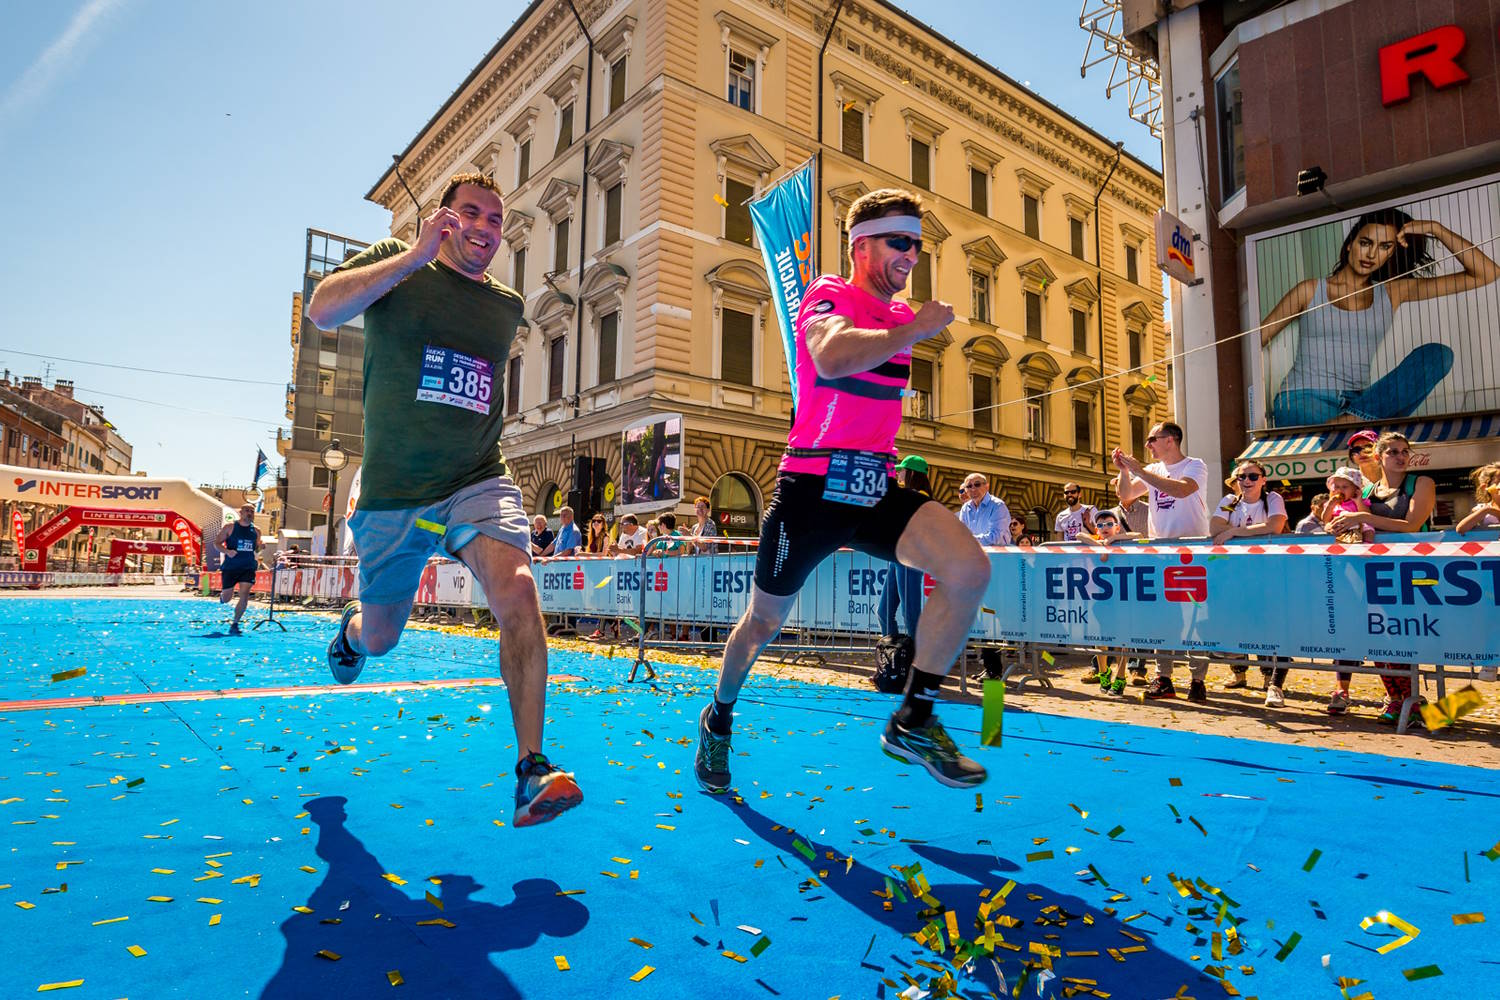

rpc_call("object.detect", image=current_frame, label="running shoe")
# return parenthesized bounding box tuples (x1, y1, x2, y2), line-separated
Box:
(1327, 689, 1350, 715)
(327, 602, 366, 685)
(1264, 685, 1285, 708)
(1081, 667, 1105, 685)
(880, 714, 987, 788)
(513, 753, 583, 827)
(1187, 679, 1208, 703)
(1144, 677, 1176, 700)
(1376, 702, 1399, 725)
(1224, 672, 1248, 689)
(228, 623, 242, 637)
(694, 704, 733, 794)
(1128, 668, 1148, 687)
(1108, 677, 1126, 696)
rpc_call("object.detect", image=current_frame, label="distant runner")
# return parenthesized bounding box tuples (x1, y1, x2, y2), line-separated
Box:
(305, 171, 581, 828)
(694, 188, 991, 792)
(216, 503, 260, 635)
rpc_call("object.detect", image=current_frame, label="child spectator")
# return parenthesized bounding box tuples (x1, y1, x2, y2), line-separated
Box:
(1456, 462, 1500, 534)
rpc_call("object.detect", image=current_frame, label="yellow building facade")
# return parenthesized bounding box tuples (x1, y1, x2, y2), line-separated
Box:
(367, 0, 1168, 535)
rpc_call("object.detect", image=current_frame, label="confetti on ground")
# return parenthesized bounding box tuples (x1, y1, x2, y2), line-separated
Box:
(36, 981, 85, 992)
(1452, 912, 1485, 924)
(50, 667, 86, 683)
(386, 970, 405, 986)
(554, 956, 570, 971)
(1302, 849, 1322, 872)
(981, 679, 1004, 747)
(1359, 910, 1420, 954)
(1403, 965, 1443, 981)
(629, 965, 654, 982)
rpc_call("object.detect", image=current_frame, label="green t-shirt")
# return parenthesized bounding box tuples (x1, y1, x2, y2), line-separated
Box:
(337, 239, 524, 510)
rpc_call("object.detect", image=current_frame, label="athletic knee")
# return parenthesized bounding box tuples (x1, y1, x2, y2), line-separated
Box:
(359, 622, 402, 657)
(942, 546, 991, 592)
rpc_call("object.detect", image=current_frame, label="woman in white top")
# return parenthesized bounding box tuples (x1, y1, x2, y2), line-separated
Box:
(1211, 459, 1291, 705)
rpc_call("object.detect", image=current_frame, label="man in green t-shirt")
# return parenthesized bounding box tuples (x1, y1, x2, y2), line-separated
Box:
(306, 172, 581, 828)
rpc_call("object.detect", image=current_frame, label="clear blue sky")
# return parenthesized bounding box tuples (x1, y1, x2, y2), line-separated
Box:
(0, 0, 1159, 488)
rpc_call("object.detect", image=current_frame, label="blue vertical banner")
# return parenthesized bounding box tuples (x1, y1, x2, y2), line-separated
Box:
(748, 158, 816, 398)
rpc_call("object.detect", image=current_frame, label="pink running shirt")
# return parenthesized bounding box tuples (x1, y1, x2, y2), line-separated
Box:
(781, 275, 915, 475)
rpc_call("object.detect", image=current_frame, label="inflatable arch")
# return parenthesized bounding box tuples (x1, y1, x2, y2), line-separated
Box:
(1, 465, 232, 572)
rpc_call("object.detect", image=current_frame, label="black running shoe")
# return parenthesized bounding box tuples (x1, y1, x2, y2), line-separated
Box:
(694, 704, 733, 794)
(327, 601, 366, 685)
(880, 714, 987, 788)
(1144, 677, 1176, 700)
(1187, 679, 1208, 703)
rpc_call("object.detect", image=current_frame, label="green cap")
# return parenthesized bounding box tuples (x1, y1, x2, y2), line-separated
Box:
(894, 454, 929, 474)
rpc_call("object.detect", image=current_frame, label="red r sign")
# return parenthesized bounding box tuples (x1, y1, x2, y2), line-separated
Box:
(1379, 24, 1470, 106)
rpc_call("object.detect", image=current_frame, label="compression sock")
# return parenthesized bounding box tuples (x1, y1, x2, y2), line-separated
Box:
(895, 670, 944, 728)
(707, 698, 735, 735)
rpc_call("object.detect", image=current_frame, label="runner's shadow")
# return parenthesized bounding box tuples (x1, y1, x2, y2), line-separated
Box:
(710, 794, 1212, 996)
(258, 796, 588, 999)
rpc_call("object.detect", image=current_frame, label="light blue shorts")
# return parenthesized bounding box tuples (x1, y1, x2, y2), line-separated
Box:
(347, 476, 531, 606)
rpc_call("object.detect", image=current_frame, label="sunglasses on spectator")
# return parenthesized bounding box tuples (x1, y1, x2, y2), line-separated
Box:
(1095, 519, 1118, 529)
(1063, 489, 1079, 496)
(882, 235, 922, 253)
(592, 517, 605, 523)
(1145, 434, 1169, 443)
(1236, 472, 1262, 482)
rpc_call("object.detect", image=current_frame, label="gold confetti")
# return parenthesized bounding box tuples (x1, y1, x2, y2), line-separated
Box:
(197, 897, 222, 905)
(126, 945, 147, 958)
(91, 917, 127, 926)
(629, 937, 653, 949)
(425, 891, 443, 910)
(151, 868, 175, 875)
(386, 970, 405, 986)
(208, 914, 221, 926)
(299, 866, 317, 874)
(417, 918, 456, 928)
(630, 965, 655, 982)
(1360, 910, 1420, 953)
(722, 950, 748, 963)
(292, 905, 313, 914)
(713, 193, 729, 208)
(554, 956, 570, 971)
(1420, 686, 1485, 730)
(146, 896, 173, 903)
(382, 873, 408, 886)
(36, 980, 85, 992)
(316, 950, 341, 961)
(50, 667, 86, 683)
(1452, 912, 1485, 925)
(15, 900, 35, 910)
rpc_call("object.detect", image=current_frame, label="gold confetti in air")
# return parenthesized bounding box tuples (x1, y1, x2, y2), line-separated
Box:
(1419, 686, 1484, 731)
(713, 194, 729, 208)
(981, 679, 1004, 747)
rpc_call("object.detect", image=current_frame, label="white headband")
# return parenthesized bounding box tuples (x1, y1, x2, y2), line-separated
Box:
(848, 215, 922, 243)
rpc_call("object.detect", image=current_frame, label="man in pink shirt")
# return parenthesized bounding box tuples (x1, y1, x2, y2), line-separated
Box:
(695, 189, 991, 792)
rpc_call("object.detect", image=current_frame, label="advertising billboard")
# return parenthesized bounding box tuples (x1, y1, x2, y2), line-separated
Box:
(618, 413, 682, 514)
(1249, 173, 1500, 428)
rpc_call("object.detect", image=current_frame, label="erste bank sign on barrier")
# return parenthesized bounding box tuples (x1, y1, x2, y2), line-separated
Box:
(399, 542, 1500, 666)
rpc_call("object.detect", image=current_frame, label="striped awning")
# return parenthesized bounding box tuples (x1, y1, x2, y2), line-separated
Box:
(1239, 413, 1500, 462)
(1239, 431, 1333, 460)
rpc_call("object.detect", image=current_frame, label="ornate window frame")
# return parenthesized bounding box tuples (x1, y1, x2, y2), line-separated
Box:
(705, 259, 771, 392)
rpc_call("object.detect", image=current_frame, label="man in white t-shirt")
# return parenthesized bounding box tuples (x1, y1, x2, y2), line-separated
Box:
(1052, 482, 1097, 542)
(612, 513, 649, 555)
(1110, 421, 1211, 702)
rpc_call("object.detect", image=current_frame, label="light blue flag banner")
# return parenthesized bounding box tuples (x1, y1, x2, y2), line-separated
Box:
(748, 158, 815, 399)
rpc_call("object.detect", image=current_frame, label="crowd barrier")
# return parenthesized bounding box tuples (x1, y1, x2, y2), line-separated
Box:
(206, 533, 1500, 731)
(0, 570, 188, 589)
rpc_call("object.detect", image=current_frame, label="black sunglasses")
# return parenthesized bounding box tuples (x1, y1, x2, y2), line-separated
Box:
(882, 235, 922, 254)
(1236, 473, 1262, 482)
(1063, 489, 1080, 495)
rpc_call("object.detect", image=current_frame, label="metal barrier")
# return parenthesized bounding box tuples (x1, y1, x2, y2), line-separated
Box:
(257, 555, 359, 631)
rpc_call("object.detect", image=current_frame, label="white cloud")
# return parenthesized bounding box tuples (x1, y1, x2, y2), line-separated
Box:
(0, 0, 127, 121)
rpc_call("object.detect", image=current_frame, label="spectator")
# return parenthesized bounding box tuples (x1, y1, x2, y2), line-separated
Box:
(1053, 482, 1097, 541)
(1113, 421, 1210, 702)
(688, 495, 722, 553)
(1082, 511, 1135, 694)
(1106, 473, 1148, 535)
(612, 514, 648, 555)
(1295, 493, 1331, 534)
(551, 506, 582, 557)
(1329, 432, 1437, 725)
(878, 456, 931, 643)
(585, 514, 611, 555)
(1212, 459, 1290, 704)
(1324, 467, 1373, 543)
(1456, 462, 1500, 534)
(645, 518, 662, 541)
(1346, 428, 1383, 485)
(958, 473, 1011, 546)
(656, 512, 688, 554)
(1015, 534, 1036, 550)
(1008, 515, 1027, 545)
(529, 515, 554, 557)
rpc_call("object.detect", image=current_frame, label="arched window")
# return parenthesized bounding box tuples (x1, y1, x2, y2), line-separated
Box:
(536, 481, 562, 526)
(710, 473, 762, 537)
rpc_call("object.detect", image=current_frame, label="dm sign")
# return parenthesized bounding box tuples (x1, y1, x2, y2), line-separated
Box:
(1155, 209, 1197, 285)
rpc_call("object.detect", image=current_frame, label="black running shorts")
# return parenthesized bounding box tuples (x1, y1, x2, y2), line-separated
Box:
(753, 473, 931, 597)
(221, 564, 258, 589)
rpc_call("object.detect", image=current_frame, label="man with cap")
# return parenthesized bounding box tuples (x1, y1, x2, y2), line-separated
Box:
(694, 189, 991, 793)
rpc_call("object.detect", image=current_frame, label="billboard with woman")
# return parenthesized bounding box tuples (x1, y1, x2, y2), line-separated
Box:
(1251, 174, 1500, 428)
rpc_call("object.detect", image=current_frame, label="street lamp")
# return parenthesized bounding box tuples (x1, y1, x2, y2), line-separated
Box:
(320, 439, 348, 557)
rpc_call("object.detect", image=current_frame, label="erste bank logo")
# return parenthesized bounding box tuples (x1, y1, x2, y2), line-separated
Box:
(1162, 564, 1207, 603)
